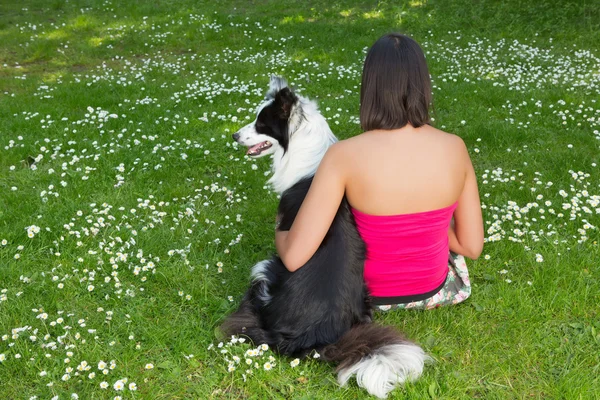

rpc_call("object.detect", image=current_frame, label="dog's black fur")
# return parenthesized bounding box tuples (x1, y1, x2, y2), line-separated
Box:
(222, 177, 371, 356)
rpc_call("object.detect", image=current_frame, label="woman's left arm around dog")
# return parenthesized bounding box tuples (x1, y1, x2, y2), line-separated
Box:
(275, 143, 347, 272)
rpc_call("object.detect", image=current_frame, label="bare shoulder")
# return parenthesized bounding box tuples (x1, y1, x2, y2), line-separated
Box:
(425, 125, 465, 145)
(320, 138, 363, 175)
(423, 126, 469, 157)
(320, 141, 348, 166)
(337, 133, 367, 146)
(337, 130, 386, 151)
(327, 136, 360, 156)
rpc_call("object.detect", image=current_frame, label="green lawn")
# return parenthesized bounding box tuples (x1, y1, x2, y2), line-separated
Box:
(1, 0, 599, 398)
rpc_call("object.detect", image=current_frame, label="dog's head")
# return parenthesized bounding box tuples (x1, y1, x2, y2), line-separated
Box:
(232, 75, 299, 158)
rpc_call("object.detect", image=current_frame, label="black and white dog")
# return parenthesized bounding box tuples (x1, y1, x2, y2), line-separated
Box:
(222, 76, 428, 398)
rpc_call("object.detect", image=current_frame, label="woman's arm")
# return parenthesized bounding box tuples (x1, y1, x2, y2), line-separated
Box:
(450, 142, 484, 259)
(448, 221, 480, 259)
(275, 143, 347, 272)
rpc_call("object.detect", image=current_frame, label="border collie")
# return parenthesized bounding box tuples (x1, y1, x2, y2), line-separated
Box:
(222, 76, 429, 398)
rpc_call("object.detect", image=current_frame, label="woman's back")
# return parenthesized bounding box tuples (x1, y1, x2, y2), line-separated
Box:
(333, 124, 472, 299)
(275, 32, 482, 286)
(342, 124, 467, 216)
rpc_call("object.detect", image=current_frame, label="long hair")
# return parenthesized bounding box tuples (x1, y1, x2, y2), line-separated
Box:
(360, 33, 432, 131)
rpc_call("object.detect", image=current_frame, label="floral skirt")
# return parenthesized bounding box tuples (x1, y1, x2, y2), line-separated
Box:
(374, 253, 471, 311)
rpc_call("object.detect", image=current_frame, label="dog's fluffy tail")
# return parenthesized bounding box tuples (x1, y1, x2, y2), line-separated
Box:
(321, 324, 429, 399)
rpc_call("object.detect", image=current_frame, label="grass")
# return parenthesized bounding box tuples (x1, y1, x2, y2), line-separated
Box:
(0, 0, 599, 398)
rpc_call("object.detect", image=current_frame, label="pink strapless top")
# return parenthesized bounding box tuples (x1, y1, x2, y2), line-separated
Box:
(351, 202, 457, 299)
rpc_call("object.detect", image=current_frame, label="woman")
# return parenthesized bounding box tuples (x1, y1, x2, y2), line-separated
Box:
(275, 33, 484, 310)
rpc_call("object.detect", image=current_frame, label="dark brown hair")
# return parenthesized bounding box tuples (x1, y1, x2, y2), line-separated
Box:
(360, 33, 432, 131)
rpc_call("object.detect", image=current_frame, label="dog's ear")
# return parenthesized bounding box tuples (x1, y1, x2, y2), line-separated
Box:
(266, 75, 288, 99)
(270, 75, 288, 91)
(275, 87, 297, 119)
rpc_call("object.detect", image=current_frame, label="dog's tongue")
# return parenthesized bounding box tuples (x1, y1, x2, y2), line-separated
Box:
(246, 143, 263, 155)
